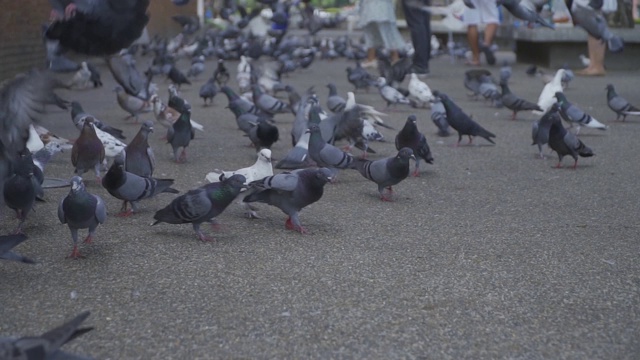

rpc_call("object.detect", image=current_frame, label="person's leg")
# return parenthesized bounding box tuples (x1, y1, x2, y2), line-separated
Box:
(362, 23, 378, 68)
(578, 35, 606, 75)
(467, 25, 481, 65)
(478, 1, 500, 65)
(401, 0, 430, 70)
(483, 23, 498, 47)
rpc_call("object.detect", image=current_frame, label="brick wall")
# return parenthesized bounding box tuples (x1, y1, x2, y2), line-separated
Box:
(0, 2, 198, 82)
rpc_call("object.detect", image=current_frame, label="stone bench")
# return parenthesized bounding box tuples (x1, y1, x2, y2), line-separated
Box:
(511, 26, 640, 70)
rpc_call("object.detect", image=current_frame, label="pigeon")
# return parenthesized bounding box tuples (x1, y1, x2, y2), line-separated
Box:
(115, 86, 153, 121)
(167, 84, 190, 113)
(152, 174, 246, 242)
(570, 4, 624, 53)
(248, 118, 280, 150)
(32, 142, 65, 173)
(167, 65, 191, 89)
(606, 84, 640, 121)
(579, 54, 591, 67)
(206, 149, 273, 185)
(433, 91, 496, 145)
(499, 60, 512, 84)
(45, 0, 150, 56)
(534, 69, 566, 115)
(187, 55, 205, 78)
(71, 101, 125, 139)
(308, 121, 355, 176)
(500, 82, 543, 120)
(554, 92, 608, 133)
(221, 85, 262, 117)
(125, 121, 155, 177)
(395, 115, 434, 177)
(58, 176, 107, 258)
(86, 61, 103, 88)
(3, 154, 42, 234)
(242, 168, 333, 234)
(252, 84, 290, 115)
(548, 111, 595, 168)
(275, 131, 315, 169)
(67, 61, 92, 89)
(430, 98, 451, 137)
(0, 310, 94, 359)
(350, 147, 415, 201)
(71, 119, 106, 180)
(375, 77, 412, 108)
(213, 59, 231, 86)
(464, 69, 492, 99)
(326, 83, 346, 113)
(560, 63, 574, 88)
(102, 155, 178, 216)
(532, 103, 560, 159)
(407, 73, 434, 108)
(346, 62, 376, 92)
(167, 109, 193, 163)
(72, 115, 126, 162)
(0, 234, 35, 264)
(498, 0, 555, 29)
(150, 96, 204, 133)
(199, 77, 218, 106)
(478, 75, 502, 106)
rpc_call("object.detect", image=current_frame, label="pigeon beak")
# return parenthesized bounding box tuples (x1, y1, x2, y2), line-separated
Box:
(410, 155, 417, 161)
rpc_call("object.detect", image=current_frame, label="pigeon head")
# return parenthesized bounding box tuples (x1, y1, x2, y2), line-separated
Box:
(554, 92, 567, 103)
(316, 168, 333, 184)
(224, 174, 247, 189)
(407, 115, 418, 124)
(258, 149, 272, 163)
(397, 147, 416, 161)
(375, 77, 387, 87)
(70, 176, 85, 193)
(141, 121, 154, 133)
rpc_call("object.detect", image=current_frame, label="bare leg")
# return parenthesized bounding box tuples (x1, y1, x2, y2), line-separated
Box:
(467, 25, 480, 65)
(483, 23, 498, 47)
(577, 35, 606, 76)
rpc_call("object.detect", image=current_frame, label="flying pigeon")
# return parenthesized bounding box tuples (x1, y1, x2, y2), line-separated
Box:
(242, 168, 333, 233)
(395, 115, 434, 177)
(58, 176, 107, 259)
(554, 92, 608, 133)
(102, 155, 179, 216)
(152, 174, 246, 242)
(548, 111, 595, 168)
(498, 0, 555, 29)
(350, 147, 415, 201)
(0, 234, 35, 264)
(0, 310, 94, 359)
(570, 4, 623, 53)
(606, 84, 640, 121)
(45, 0, 150, 56)
(433, 91, 496, 146)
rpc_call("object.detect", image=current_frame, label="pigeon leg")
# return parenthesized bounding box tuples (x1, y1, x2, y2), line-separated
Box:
(468, 136, 473, 145)
(412, 160, 421, 177)
(572, 159, 578, 169)
(555, 162, 563, 168)
(83, 235, 93, 244)
(285, 215, 307, 234)
(193, 224, 215, 242)
(511, 111, 517, 120)
(178, 149, 188, 163)
(68, 245, 84, 259)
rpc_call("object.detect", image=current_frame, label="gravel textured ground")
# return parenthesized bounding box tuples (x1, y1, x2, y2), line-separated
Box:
(1, 44, 639, 359)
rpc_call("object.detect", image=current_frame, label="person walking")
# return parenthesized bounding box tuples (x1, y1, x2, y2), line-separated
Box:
(463, 0, 500, 66)
(358, 0, 407, 68)
(401, 0, 432, 75)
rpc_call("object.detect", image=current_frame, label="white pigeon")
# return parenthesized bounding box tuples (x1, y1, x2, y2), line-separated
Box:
(534, 69, 566, 115)
(375, 77, 412, 108)
(205, 149, 273, 185)
(237, 55, 252, 74)
(362, 119, 384, 142)
(26, 124, 45, 153)
(407, 73, 434, 108)
(33, 124, 73, 150)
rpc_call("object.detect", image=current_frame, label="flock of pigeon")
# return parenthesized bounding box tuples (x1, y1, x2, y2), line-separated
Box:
(2, 0, 640, 357)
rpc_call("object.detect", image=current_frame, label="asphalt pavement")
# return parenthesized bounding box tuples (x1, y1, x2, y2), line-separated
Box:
(1, 42, 639, 359)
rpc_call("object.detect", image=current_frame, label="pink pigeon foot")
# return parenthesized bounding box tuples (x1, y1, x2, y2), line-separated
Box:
(83, 235, 93, 244)
(196, 232, 215, 242)
(116, 209, 134, 217)
(67, 245, 84, 259)
(412, 169, 420, 177)
(285, 217, 307, 234)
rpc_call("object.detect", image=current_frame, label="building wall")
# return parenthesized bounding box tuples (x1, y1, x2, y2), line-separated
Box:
(0, 2, 198, 82)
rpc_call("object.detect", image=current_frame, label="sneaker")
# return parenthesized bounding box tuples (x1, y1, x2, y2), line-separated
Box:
(408, 64, 429, 77)
(480, 44, 496, 66)
(361, 60, 378, 69)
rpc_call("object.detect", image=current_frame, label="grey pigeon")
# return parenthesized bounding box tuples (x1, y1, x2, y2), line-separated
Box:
(252, 85, 290, 115)
(395, 115, 434, 177)
(606, 84, 640, 121)
(0, 234, 35, 264)
(72, 119, 105, 180)
(125, 121, 155, 177)
(102, 155, 178, 216)
(326, 83, 346, 113)
(4, 153, 43, 234)
(464, 69, 491, 99)
(71, 101, 125, 140)
(167, 109, 193, 163)
(187, 55, 205, 78)
(350, 147, 415, 201)
(554, 92, 608, 133)
(499, 60, 512, 84)
(308, 119, 355, 177)
(58, 176, 107, 259)
(548, 111, 595, 168)
(248, 118, 280, 150)
(498, 0, 555, 29)
(570, 4, 623, 53)
(115, 86, 152, 121)
(221, 85, 262, 117)
(32, 143, 64, 173)
(478, 75, 502, 106)
(243, 168, 333, 233)
(199, 77, 218, 106)
(500, 82, 542, 120)
(346, 62, 376, 92)
(152, 174, 246, 242)
(433, 91, 496, 145)
(275, 132, 315, 170)
(45, 0, 149, 56)
(375, 77, 412, 108)
(167, 65, 191, 89)
(106, 56, 150, 101)
(0, 310, 94, 360)
(430, 98, 451, 137)
(532, 103, 560, 158)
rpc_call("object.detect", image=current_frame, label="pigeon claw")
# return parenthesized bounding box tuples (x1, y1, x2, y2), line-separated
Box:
(196, 232, 215, 242)
(285, 218, 307, 234)
(67, 246, 85, 259)
(83, 235, 93, 244)
(412, 169, 420, 177)
(116, 209, 134, 217)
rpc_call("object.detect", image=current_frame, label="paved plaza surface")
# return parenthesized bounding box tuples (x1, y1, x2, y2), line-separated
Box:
(1, 45, 639, 359)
